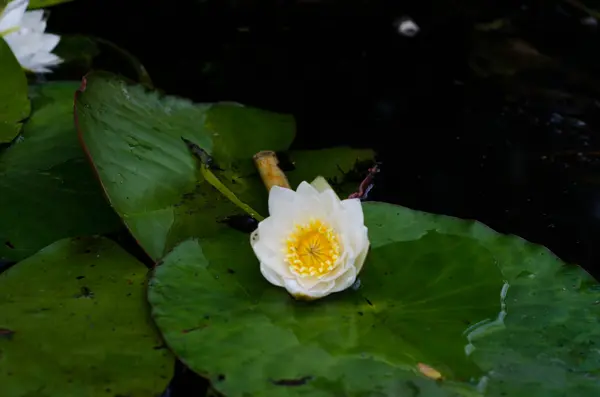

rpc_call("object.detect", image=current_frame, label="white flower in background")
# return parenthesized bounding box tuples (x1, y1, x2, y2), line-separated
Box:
(0, 0, 62, 73)
(395, 16, 420, 37)
(251, 177, 370, 300)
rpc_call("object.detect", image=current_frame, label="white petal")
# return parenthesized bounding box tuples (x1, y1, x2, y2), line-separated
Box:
(318, 252, 351, 282)
(267, 185, 297, 217)
(339, 226, 357, 260)
(14, 52, 36, 69)
(3, 29, 27, 55)
(340, 198, 364, 226)
(38, 33, 60, 52)
(4, 30, 43, 58)
(318, 188, 343, 215)
(251, 236, 292, 279)
(20, 10, 45, 32)
(296, 181, 320, 199)
(253, 216, 286, 252)
(310, 176, 333, 193)
(330, 266, 357, 293)
(27, 64, 50, 73)
(284, 278, 335, 299)
(283, 278, 307, 296)
(308, 280, 336, 298)
(296, 275, 322, 290)
(251, 241, 287, 275)
(29, 49, 61, 66)
(335, 200, 367, 255)
(269, 184, 326, 223)
(354, 235, 370, 274)
(0, 0, 28, 32)
(260, 262, 284, 287)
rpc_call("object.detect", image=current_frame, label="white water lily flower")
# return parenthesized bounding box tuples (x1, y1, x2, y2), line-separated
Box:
(250, 176, 370, 300)
(0, 0, 62, 73)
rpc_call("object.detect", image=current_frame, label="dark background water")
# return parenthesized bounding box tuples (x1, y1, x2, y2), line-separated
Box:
(45, 0, 600, 395)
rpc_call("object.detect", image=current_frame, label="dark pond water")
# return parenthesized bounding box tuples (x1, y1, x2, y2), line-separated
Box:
(44, 0, 600, 395)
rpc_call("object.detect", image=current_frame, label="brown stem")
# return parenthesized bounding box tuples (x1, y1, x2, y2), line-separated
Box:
(348, 163, 380, 200)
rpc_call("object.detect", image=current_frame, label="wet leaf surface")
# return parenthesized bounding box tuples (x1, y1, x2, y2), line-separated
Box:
(0, 82, 121, 261)
(75, 71, 295, 260)
(0, 236, 174, 397)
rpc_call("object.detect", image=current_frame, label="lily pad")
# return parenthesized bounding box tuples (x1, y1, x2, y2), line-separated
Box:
(148, 201, 600, 397)
(75, 71, 295, 260)
(0, 37, 30, 143)
(0, 82, 121, 261)
(0, 236, 174, 397)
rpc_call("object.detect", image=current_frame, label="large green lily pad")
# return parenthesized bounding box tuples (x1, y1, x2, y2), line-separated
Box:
(74, 71, 297, 260)
(0, 236, 174, 397)
(148, 201, 600, 397)
(0, 37, 30, 143)
(0, 82, 121, 261)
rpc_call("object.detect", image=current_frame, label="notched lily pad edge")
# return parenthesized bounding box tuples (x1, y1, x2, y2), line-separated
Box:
(148, 237, 216, 392)
(366, 201, 597, 288)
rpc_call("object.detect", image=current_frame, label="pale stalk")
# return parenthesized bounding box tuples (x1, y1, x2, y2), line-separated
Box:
(253, 150, 291, 191)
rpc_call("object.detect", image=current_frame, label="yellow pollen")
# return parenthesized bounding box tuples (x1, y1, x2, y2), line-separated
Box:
(284, 218, 341, 278)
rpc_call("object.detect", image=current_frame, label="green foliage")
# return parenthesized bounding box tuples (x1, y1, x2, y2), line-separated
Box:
(0, 19, 597, 395)
(0, 38, 29, 143)
(0, 82, 121, 261)
(75, 72, 295, 260)
(147, 202, 600, 397)
(0, 236, 174, 397)
(27, 0, 74, 9)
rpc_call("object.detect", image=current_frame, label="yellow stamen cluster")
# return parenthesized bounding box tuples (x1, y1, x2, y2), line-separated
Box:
(284, 218, 341, 277)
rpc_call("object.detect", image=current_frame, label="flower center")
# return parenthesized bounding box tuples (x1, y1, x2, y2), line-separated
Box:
(284, 218, 341, 277)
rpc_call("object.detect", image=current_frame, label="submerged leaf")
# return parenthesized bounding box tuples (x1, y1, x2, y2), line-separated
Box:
(54, 35, 152, 86)
(53, 34, 100, 66)
(0, 236, 174, 396)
